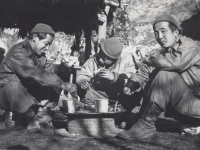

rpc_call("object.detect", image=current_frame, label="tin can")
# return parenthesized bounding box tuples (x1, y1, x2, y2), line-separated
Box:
(94, 99, 109, 113)
(62, 99, 76, 113)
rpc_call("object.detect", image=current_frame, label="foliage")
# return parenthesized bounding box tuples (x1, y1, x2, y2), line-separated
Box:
(1, 0, 200, 59)
(107, 8, 138, 46)
(110, 0, 200, 47)
(0, 31, 23, 52)
(46, 32, 75, 64)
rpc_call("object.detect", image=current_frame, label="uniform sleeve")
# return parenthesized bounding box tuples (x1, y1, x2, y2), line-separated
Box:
(76, 58, 97, 86)
(112, 54, 137, 83)
(44, 60, 71, 82)
(9, 48, 63, 88)
(145, 39, 200, 72)
(123, 54, 137, 74)
(126, 64, 155, 91)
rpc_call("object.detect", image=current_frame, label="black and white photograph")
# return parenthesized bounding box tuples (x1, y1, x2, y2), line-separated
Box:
(0, 0, 200, 149)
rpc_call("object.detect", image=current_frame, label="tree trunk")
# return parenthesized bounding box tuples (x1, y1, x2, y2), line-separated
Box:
(75, 30, 82, 50)
(85, 29, 92, 61)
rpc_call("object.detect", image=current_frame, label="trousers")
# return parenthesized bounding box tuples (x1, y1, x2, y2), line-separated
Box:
(0, 80, 61, 114)
(144, 71, 200, 120)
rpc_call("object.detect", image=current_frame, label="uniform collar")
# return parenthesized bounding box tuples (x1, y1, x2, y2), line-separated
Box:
(23, 38, 35, 57)
(167, 35, 182, 53)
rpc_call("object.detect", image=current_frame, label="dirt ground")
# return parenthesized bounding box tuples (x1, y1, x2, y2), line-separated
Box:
(0, 112, 200, 150)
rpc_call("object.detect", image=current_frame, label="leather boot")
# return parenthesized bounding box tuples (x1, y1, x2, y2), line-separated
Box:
(117, 101, 162, 140)
(5, 111, 18, 129)
(22, 108, 42, 134)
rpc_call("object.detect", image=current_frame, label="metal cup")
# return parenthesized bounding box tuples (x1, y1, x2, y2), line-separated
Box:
(94, 99, 109, 113)
(62, 99, 76, 113)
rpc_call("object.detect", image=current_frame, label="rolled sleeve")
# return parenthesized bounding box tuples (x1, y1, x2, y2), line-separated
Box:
(129, 64, 155, 90)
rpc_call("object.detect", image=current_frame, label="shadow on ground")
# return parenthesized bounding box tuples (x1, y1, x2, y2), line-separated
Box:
(0, 112, 200, 150)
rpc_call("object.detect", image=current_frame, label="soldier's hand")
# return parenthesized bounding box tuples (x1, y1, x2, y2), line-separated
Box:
(123, 87, 135, 95)
(80, 80, 90, 90)
(61, 82, 77, 93)
(98, 69, 114, 81)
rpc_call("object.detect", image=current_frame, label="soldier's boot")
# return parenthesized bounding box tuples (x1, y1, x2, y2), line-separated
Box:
(22, 108, 42, 134)
(117, 101, 162, 140)
(5, 111, 18, 129)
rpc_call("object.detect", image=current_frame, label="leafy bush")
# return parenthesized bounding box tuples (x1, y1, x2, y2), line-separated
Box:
(109, 0, 200, 47)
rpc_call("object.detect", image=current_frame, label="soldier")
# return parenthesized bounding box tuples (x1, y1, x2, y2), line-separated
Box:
(0, 23, 76, 133)
(118, 14, 200, 140)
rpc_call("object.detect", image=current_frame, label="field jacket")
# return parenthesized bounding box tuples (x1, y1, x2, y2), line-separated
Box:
(0, 39, 65, 89)
(76, 52, 137, 92)
(129, 36, 200, 96)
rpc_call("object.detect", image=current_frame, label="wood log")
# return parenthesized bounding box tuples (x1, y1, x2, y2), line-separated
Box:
(98, 5, 110, 42)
